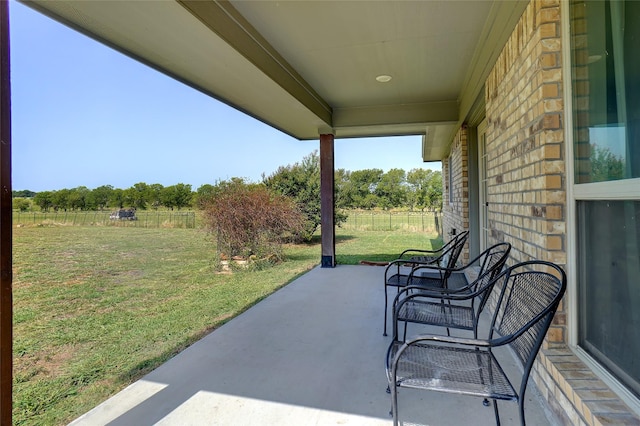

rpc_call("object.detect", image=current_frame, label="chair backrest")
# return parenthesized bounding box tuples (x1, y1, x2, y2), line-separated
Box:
(488, 261, 567, 393)
(471, 242, 511, 314)
(437, 230, 469, 273)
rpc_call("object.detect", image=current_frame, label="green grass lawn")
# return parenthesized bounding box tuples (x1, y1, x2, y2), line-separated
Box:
(12, 225, 440, 425)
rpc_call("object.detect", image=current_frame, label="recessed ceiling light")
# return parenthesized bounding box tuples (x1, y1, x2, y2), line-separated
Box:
(376, 75, 392, 83)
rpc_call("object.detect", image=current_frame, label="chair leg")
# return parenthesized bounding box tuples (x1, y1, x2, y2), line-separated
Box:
(492, 399, 501, 426)
(391, 384, 400, 426)
(518, 399, 526, 426)
(383, 286, 388, 336)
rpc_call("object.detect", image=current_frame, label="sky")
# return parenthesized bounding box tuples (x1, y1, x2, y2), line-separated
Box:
(9, 1, 440, 193)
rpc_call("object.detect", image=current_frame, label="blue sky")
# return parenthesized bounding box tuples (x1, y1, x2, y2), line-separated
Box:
(10, 1, 440, 193)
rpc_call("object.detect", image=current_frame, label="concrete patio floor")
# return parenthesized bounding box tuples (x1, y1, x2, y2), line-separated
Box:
(69, 265, 561, 426)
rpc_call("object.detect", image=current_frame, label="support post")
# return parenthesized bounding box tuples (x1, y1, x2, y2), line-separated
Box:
(0, 1, 11, 424)
(320, 134, 335, 267)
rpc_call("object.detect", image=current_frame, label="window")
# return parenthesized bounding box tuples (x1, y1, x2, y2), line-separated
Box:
(577, 200, 640, 396)
(571, 0, 640, 184)
(570, 0, 640, 397)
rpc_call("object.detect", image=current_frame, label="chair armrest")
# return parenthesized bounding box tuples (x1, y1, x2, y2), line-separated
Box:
(410, 263, 467, 275)
(398, 284, 477, 301)
(405, 333, 491, 348)
(385, 257, 444, 279)
(399, 247, 442, 258)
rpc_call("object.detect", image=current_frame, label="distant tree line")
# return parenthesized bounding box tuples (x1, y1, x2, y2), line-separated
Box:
(14, 183, 194, 212)
(12, 152, 443, 214)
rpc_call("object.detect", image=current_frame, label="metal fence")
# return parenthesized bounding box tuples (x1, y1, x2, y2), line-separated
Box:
(14, 209, 441, 233)
(13, 210, 197, 229)
(341, 211, 442, 234)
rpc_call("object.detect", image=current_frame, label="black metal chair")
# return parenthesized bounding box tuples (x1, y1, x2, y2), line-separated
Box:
(386, 260, 567, 426)
(398, 230, 470, 266)
(383, 231, 468, 336)
(391, 242, 511, 341)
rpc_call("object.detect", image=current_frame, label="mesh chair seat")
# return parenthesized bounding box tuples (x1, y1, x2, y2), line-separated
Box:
(385, 273, 410, 288)
(386, 273, 447, 290)
(415, 271, 469, 291)
(397, 300, 474, 330)
(387, 341, 517, 401)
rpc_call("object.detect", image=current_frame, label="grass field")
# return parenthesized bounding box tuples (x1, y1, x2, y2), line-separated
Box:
(12, 225, 440, 425)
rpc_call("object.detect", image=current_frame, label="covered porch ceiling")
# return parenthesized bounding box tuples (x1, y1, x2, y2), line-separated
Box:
(22, 0, 527, 161)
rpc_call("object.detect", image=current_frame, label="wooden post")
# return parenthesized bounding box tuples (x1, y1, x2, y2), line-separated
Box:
(0, 1, 11, 423)
(319, 134, 335, 267)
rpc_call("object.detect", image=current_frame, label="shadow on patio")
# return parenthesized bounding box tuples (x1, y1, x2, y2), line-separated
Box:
(69, 265, 560, 426)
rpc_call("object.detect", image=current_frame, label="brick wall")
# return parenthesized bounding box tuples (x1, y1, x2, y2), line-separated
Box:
(442, 126, 469, 265)
(485, 0, 566, 271)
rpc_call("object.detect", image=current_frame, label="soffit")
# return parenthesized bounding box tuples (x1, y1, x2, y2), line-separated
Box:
(22, 0, 527, 159)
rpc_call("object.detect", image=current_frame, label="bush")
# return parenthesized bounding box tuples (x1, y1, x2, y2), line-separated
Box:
(201, 179, 306, 262)
(14, 198, 31, 212)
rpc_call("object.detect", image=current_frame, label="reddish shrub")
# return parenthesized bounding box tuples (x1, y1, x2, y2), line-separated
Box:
(201, 180, 306, 262)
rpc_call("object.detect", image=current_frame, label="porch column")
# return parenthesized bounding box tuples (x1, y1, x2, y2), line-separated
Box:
(320, 134, 335, 267)
(0, 1, 11, 424)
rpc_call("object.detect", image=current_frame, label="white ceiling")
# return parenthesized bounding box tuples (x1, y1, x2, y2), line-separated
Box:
(22, 0, 527, 160)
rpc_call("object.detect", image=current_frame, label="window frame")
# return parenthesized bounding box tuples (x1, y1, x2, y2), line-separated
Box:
(562, 0, 640, 413)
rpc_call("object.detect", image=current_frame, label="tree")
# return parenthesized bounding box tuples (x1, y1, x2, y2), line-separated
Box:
(406, 168, 428, 211)
(201, 179, 305, 261)
(406, 169, 443, 212)
(590, 144, 624, 182)
(195, 184, 216, 209)
(147, 184, 164, 210)
(348, 169, 383, 209)
(109, 188, 127, 209)
(426, 170, 443, 211)
(33, 191, 53, 212)
(162, 183, 193, 210)
(68, 186, 91, 210)
(334, 168, 353, 209)
(127, 182, 150, 210)
(51, 189, 71, 211)
(375, 168, 407, 210)
(12, 190, 35, 198)
(263, 151, 346, 241)
(91, 185, 114, 210)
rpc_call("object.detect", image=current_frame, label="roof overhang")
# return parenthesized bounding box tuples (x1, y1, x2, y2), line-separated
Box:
(21, 0, 527, 160)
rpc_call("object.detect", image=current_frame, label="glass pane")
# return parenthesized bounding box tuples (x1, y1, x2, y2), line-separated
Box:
(571, 0, 640, 183)
(578, 200, 640, 396)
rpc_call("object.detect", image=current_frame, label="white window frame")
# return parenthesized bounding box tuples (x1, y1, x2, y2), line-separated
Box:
(561, 0, 640, 414)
